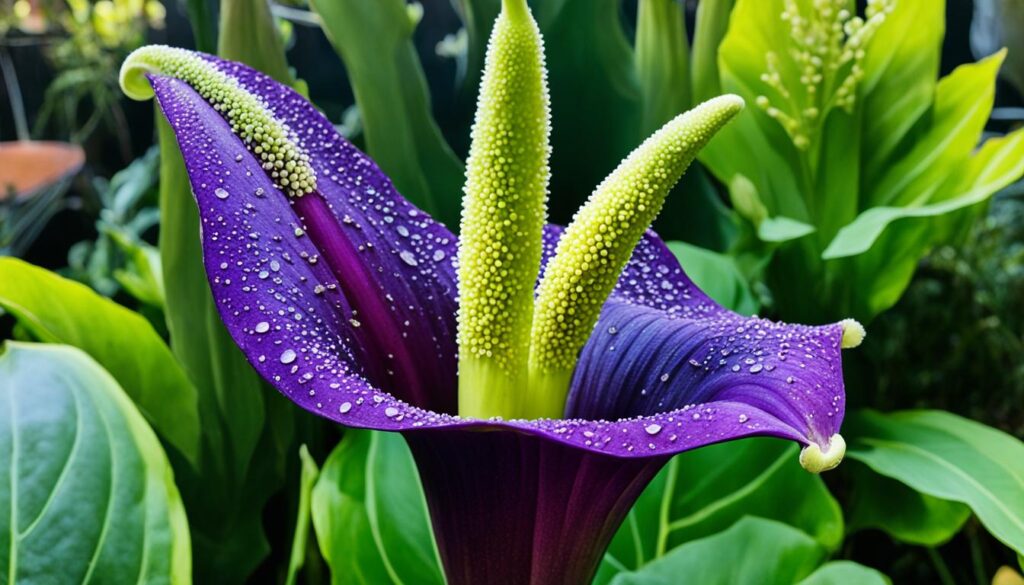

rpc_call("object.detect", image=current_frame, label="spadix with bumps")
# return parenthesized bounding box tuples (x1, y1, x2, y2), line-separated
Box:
(455, 0, 744, 419)
(457, 0, 551, 418)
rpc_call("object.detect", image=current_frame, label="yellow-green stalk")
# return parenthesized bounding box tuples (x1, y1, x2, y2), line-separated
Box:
(526, 96, 744, 418)
(457, 0, 550, 418)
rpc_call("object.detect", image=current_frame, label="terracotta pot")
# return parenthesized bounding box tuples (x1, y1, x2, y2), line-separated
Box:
(0, 141, 85, 256)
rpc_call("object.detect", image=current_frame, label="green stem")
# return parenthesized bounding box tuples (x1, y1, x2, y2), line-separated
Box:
(186, 0, 217, 53)
(926, 547, 956, 585)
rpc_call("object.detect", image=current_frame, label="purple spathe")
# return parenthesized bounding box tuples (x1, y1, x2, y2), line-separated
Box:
(148, 52, 847, 585)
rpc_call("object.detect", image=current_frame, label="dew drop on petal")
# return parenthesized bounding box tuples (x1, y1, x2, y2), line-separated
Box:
(645, 423, 662, 435)
(215, 187, 229, 200)
(339, 402, 352, 414)
(280, 349, 297, 364)
(254, 321, 270, 334)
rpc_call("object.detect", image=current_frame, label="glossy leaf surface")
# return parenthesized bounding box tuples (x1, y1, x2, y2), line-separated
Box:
(0, 343, 191, 584)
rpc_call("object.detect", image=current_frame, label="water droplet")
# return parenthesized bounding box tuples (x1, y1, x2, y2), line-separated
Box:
(280, 349, 297, 364)
(255, 321, 270, 333)
(215, 187, 230, 200)
(385, 407, 400, 417)
(645, 424, 662, 435)
(749, 364, 763, 374)
(339, 402, 352, 414)
(399, 250, 418, 266)
(738, 414, 749, 423)
(433, 249, 446, 262)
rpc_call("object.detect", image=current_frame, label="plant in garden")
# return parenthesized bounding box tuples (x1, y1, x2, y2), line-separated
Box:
(701, 0, 1024, 323)
(116, 1, 863, 581)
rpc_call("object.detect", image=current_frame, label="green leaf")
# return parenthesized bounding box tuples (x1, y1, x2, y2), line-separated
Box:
(797, 561, 891, 585)
(286, 445, 321, 585)
(825, 128, 1024, 260)
(847, 409, 1024, 556)
(311, 0, 466, 230)
(699, 0, 810, 223)
(608, 517, 827, 585)
(691, 0, 735, 104)
(635, 0, 690, 134)
(597, 439, 842, 583)
(847, 462, 970, 547)
(158, 114, 293, 583)
(666, 241, 758, 314)
(0, 342, 191, 584)
(218, 0, 294, 85)
(868, 51, 1005, 208)
(312, 430, 443, 585)
(0, 258, 199, 467)
(758, 216, 816, 244)
(859, 0, 943, 190)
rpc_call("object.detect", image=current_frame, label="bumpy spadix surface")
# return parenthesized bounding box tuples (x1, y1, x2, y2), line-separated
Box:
(122, 45, 315, 198)
(528, 96, 744, 416)
(124, 47, 853, 585)
(458, 0, 550, 418)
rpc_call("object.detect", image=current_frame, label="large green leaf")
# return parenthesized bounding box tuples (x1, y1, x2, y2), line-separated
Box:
(847, 409, 1024, 556)
(867, 51, 1005, 208)
(858, 0, 943, 192)
(847, 462, 970, 546)
(0, 258, 199, 466)
(700, 0, 809, 224)
(825, 128, 1024, 260)
(825, 128, 1024, 319)
(311, 0, 466, 230)
(666, 241, 758, 314)
(0, 342, 191, 584)
(797, 561, 891, 585)
(597, 439, 843, 584)
(311, 430, 443, 585)
(608, 517, 827, 585)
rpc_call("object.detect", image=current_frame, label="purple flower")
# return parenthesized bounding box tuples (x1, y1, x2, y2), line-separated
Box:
(121, 39, 856, 584)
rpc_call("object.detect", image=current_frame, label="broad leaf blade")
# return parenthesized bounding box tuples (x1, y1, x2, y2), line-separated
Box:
(847, 409, 1024, 556)
(797, 561, 891, 585)
(0, 258, 199, 466)
(868, 51, 1005, 208)
(847, 462, 970, 547)
(608, 517, 826, 585)
(312, 430, 443, 585)
(666, 241, 758, 314)
(859, 0, 943, 192)
(0, 343, 191, 584)
(598, 439, 843, 583)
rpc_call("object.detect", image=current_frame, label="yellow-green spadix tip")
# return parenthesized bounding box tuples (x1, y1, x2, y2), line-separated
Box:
(118, 45, 317, 199)
(799, 434, 845, 474)
(840, 318, 866, 349)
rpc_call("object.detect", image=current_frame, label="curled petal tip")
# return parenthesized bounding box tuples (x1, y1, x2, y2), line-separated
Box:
(799, 434, 846, 474)
(120, 45, 169, 101)
(840, 318, 866, 349)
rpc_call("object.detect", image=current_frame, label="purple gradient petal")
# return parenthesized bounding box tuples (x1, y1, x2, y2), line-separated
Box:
(151, 59, 839, 454)
(148, 50, 849, 585)
(150, 63, 458, 413)
(560, 227, 846, 447)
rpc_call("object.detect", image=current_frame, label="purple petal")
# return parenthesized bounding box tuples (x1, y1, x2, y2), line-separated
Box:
(565, 228, 846, 448)
(149, 55, 458, 413)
